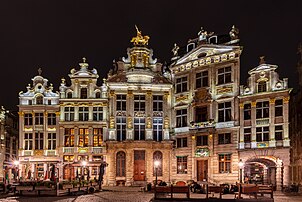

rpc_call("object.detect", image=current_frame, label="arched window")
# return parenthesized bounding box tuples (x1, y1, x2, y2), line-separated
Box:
(80, 88, 88, 99)
(153, 151, 163, 176)
(36, 95, 43, 105)
(116, 151, 126, 177)
(67, 92, 72, 99)
(258, 81, 267, 93)
(95, 92, 101, 98)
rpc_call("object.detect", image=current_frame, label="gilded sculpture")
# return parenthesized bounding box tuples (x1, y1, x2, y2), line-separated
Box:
(131, 25, 150, 46)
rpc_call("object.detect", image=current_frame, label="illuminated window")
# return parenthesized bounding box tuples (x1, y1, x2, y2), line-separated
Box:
(256, 126, 269, 142)
(134, 117, 145, 140)
(177, 137, 187, 148)
(48, 133, 56, 150)
(218, 102, 231, 122)
(24, 113, 33, 126)
(275, 99, 283, 117)
(64, 128, 74, 147)
(244, 128, 251, 143)
(77, 155, 88, 161)
(116, 117, 126, 141)
(244, 103, 251, 120)
(153, 118, 163, 141)
(80, 88, 88, 99)
(177, 156, 187, 174)
(64, 107, 74, 121)
(176, 76, 188, 93)
(275, 125, 283, 140)
(196, 135, 208, 146)
(116, 151, 126, 177)
(79, 128, 89, 147)
(93, 107, 103, 121)
(47, 113, 56, 125)
(219, 154, 231, 173)
(153, 95, 163, 112)
(196, 71, 208, 88)
(79, 107, 89, 121)
(93, 128, 103, 147)
(134, 95, 145, 111)
(153, 151, 163, 176)
(35, 132, 43, 150)
(35, 113, 44, 125)
(256, 101, 269, 119)
(24, 133, 33, 150)
(63, 155, 74, 162)
(116, 95, 126, 111)
(218, 133, 231, 144)
(176, 109, 187, 127)
(258, 81, 267, 93)
(217, 66, 231, 85)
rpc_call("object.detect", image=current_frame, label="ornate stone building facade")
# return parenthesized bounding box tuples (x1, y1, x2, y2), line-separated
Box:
(169, 26, 241, 185)
(105, 28, 173, 186)
(238, 58, 291, 190)
(18, 70, 60, 180)
(58, 59, 108, 181)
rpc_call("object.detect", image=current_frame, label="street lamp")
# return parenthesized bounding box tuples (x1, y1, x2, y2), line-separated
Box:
(13, 160, 19, 181)
(238, 159, 244, 184)
(81, 160, 87, 181)
(154, 160, 160, 186)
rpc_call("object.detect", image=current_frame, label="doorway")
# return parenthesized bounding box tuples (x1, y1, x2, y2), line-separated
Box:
(197, 160, 208, 181)
(133, 150, 145, 181)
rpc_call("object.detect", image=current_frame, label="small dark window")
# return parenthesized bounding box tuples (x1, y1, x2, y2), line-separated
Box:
(67, 92, 72, 98)
(96, 92, 101, 98)
(80, 88, 88, 99)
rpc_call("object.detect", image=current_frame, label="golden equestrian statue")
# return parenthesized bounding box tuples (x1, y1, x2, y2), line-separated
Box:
(131, 25, 150, 46)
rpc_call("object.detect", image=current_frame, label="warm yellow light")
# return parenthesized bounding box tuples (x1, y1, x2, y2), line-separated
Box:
(154, 160, 160, 168)
(82, 160, 87, 167)
(14, 160, 19, 166)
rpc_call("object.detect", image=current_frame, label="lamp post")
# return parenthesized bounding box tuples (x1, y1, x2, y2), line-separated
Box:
(13, 160, 19, 182)
(238, 159, 244, 184)
(81, 160, 87, 181)
(154, 160, 160, 186)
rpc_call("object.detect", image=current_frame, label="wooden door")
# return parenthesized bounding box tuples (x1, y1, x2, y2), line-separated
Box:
(133, 150, 145, 181)
(197, 160, 208, 181)
(63, 165, 74, 180)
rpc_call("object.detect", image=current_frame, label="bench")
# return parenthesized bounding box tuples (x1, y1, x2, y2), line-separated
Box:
(154, 185, 190, 199)
(237, 184, 258, 199)
(206, 185, 223, 199)
(258, 185, 273, 198)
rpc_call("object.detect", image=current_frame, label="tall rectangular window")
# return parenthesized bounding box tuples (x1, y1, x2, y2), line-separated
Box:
(134, 117, 145, 140)
(256, 101, 269, 119)
(116, 95, 126, 111)
(217, 66, 231, 85)
(258, 81, 267, 93)
(93, 107, 103, 121)
(256, 126, 269, 142)
(176, 76, 188, 93)
(79, 128, 89, 147)
(64, 128, 74, 147)
(244, 128, 251, 143)
(196, 71, 208, 88)
(153, 118, 163, 141)
(177, 137, 187, 148)
(196, 135, 208, 146)
(64, 107, 74, 121)
(48, 133, 56, 150)
(218, 133, 231, 144)
(35, 113, 44, 125)
(177, 156, 187, 174)
(93, 128, 103, 146)
(275, 125, 283, 140)
(176, 109, 187, 127)
(195, 106, 208, 122)
(24, 113, 33, 126)
(24, 133, 33, 150)
(153, 95, 163, 112)
(134, 95, 145, 111)
(79, 107, 89, 121)
(244, 103, 251, 120)
(47, 113, 56, 125)
(80, 88, 88, 99)
(35, 132, 43, 150)
(275, 99, 283, 117)
(116, 117, 126, 141)
(218, 102, 231, 122)
(219, 154, 232, 173)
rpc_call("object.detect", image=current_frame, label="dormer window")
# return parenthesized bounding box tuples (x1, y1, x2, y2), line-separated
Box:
(95, 92, 101, 98)
(67, 92, 72, 99)
(36, 96, 43, 105)
(80, 88, 87, 99)
(187, 43, 195, 52)
(258, 81, 267, 93)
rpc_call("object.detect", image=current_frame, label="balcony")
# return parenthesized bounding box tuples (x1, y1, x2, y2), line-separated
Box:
(190, 120, 215, 130)
(215, 121, 235, 129)
(24, 150, 32, 156)
(244, 142, 251, 149)
(93, 147, 103, 154)
(256, 118, 269, 126)
(63, 147, 74, 153)
(174, 127, 189, 133)
(46, 150, 56, 156)
(276, 140, 283, 147)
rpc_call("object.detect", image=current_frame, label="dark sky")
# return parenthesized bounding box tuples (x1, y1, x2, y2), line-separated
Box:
(1, 0, 301, 110)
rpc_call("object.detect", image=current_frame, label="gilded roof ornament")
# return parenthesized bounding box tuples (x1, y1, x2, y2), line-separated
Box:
(259, 56, 266, 64)
(38, 68, 42, 76)
(172, 43, 179, 56)
(131, 25, 150, 46)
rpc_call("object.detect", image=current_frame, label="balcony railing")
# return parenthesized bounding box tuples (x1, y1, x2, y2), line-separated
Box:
(24, 150, 32, 156)
(244, 142, 251, 149)
(256, 118, 269, 125)
(93, 147, 103, 154)
(276, 140, 283, 147)
(63, 147, 74, 153)
(190, 120, 215, 130)
(46, 150, 56, 156)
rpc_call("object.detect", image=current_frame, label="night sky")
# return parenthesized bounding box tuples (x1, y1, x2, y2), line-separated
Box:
(1, 0, 301, 110)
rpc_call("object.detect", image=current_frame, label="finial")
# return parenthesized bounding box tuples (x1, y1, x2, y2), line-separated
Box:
(38, 68, 42, 76)
(259, 56, 266, 64)
(172, 43, 179, 56)
(82, 57, 86, 63)
(61, 78, 65, 84)
(79, 57, 89, 69)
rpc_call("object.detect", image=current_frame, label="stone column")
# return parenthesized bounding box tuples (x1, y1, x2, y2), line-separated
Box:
(283, 165, 290, 187)
(125, 150, 133, 186)
(283, 97, 290, 146)
(269, 98, 276, 147)
(239, 103, 244, 149)
(276, 166, 282, 190)
(88, 106, 93, 121)
(74, 106, 79, 121)
(107, 150, 116, 186)
(163, 92, 170, 140)
(127, 90, 134, 140)
(251, 101, 257, 148)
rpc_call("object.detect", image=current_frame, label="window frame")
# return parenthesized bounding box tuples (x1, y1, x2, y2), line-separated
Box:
(116, 151, 126, 177)
(196, 70, 209, 88)
(217, 66, 232, 85)
(218, 154, 232, 173)
(177, 156, 188, 174)
(218, 102, 232, 122)
(175, 76, 188, 93)
(176, 109, 187, 127)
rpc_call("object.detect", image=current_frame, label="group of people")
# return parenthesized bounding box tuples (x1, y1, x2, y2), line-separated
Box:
(189, 181, 239, 194)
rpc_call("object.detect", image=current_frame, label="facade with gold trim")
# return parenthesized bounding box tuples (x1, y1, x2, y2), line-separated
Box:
(58, 59, 108, 181)
(18, 70, 60, 180)
(105, 28, 173, 186)
(169, 26, 241, 185)
(238, 58, 291, 190)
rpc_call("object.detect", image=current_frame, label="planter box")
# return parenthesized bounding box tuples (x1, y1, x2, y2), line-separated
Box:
(16, 186, 34, 191)
(35, 186, 53, 191)
(62, 184, 73, 189)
